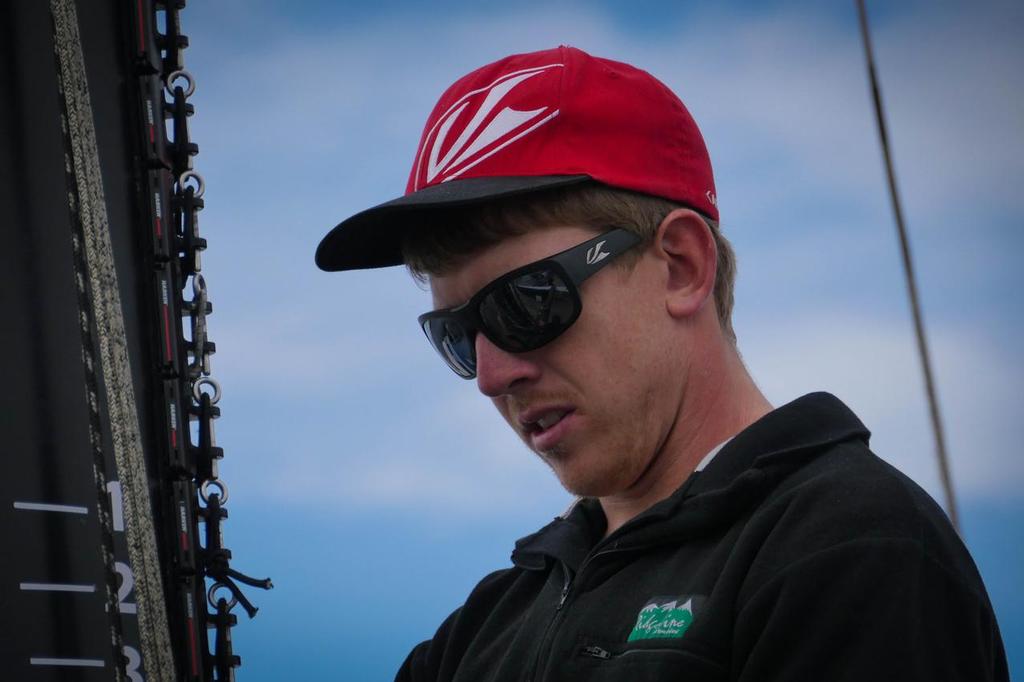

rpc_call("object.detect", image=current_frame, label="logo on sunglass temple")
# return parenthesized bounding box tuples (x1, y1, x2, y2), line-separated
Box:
(585, 241, 610, 265)
(412, 64, 563, 190)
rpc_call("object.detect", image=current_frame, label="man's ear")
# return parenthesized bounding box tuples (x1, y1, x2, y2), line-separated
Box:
(654, 208, 718, 320)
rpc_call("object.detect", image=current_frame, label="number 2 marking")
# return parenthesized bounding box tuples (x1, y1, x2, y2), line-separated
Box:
(115, 562, 137, 615)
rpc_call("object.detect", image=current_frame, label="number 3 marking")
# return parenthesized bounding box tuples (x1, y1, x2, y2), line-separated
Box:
(123, 645, 144, 682)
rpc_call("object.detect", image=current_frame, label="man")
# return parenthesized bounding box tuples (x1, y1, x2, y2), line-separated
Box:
(316, 46, 1007, 681)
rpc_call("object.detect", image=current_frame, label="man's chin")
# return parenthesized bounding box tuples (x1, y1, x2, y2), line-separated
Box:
(537, 444, 631, 498)
(551, 465, 624, 499)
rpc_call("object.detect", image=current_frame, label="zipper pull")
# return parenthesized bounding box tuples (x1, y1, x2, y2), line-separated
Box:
(579, 645, 611, 660)
(556, 561, 572, 611)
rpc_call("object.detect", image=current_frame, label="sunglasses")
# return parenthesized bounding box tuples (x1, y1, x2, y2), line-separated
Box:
(418, 228, 642, 378)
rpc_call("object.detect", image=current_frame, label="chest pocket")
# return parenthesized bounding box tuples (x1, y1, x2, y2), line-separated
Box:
(564, 636, 727, 681)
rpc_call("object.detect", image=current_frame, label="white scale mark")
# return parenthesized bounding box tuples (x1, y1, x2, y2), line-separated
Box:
(20, 582, 96, 593)
(13, 501, 88, 515)
(30, 657, 105, 667)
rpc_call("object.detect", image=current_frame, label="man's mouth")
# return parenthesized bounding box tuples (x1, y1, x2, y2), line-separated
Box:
(521, 408, 573, 435)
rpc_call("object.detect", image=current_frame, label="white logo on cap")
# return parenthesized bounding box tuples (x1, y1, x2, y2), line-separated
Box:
(412, 64, 563, 190)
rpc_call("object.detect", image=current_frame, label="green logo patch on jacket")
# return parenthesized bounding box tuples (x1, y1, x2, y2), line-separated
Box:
(627, 597, 695, 641)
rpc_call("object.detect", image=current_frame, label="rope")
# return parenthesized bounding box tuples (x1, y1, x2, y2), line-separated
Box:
(54, 43, 127, 682)
(51, 0, 178, 677)
(855, 0, 960, 532)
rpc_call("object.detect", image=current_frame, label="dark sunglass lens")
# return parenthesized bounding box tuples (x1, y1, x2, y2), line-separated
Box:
(480, 268, 577, 351)
(424, 317, 476, 378)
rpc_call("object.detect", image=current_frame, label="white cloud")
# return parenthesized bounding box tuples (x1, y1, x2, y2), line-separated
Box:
(743, 312, 1024, 502)
(223, 308, 1022, 522)
(208, 270, 436, 397)
(232, 379, 572, 519)
(185, 1, 1022, 521)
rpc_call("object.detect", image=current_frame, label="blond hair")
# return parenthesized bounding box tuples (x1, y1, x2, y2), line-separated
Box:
(402, 184, 737, 343)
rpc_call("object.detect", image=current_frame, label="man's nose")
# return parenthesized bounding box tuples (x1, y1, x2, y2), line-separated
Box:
(475, 332, 540, 397)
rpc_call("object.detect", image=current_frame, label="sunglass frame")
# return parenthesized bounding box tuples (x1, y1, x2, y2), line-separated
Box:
(418, 227, 642, 378)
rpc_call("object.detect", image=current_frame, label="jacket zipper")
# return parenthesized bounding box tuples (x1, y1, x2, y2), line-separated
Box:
(579, 645, 611, 659)
(526, 561, 573, 682)
(558, 569, 571, 608)
(527, 545, 652, 681)
(579, 644, 690, 660)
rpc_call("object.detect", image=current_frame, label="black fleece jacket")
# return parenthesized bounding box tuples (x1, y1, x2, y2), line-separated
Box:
(397, 393, 1008, 681)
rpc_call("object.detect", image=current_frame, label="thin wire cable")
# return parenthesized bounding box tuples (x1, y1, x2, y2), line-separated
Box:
(855, 0, 959, 533)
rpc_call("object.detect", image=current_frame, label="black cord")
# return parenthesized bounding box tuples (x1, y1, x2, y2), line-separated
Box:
(855, 0, 959, 533)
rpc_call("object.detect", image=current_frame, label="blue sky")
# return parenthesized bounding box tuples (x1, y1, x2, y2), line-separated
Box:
(178, 0, 1021, 678)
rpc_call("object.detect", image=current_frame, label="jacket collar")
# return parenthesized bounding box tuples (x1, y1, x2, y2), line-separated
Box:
(511, 496, 605, 571)
(511, 393, 870, 571)
(685, 391, 870, 497)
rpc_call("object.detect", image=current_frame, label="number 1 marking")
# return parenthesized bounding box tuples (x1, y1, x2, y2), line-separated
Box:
(106, 480, 124, 532)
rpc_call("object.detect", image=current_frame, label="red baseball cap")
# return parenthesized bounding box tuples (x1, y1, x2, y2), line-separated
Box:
(316, 45, 717, 271)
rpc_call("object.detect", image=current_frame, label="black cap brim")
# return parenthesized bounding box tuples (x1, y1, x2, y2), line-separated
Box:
(315, 174, 592, 271)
